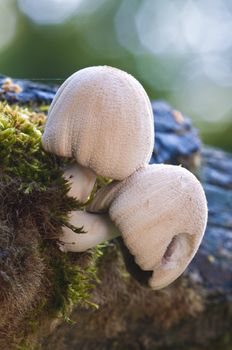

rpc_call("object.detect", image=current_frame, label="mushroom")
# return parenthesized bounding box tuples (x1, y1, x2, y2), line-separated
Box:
(42, 65, 154, 202)
(59, 211, 120, 253)
(60, 164, 208, 290)
(63, 163, 96, 203)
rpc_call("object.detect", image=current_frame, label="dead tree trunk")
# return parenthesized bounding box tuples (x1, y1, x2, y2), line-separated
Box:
(0, 76, 231, 350)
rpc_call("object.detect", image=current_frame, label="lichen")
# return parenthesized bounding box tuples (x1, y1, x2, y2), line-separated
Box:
(0, 101, 104, 349)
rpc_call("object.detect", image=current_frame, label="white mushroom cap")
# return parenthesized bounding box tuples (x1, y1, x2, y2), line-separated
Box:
(89, 164, 208, 290)
(42, 65, 154, 180)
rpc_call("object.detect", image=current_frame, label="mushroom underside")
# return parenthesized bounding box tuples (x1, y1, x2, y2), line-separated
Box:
(118, 231, 195, 289)
(116, 237, 153, 287)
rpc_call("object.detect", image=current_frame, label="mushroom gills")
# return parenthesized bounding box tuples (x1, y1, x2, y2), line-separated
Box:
(117, 237, 153, 287)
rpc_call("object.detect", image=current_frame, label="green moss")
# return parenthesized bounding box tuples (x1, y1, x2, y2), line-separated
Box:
(16, 345, 32, 350)
(0, 102, 59, 188)
(46, 243, 103, 320)
(0, 101, 105, 348)
(16, 342, 34, 350)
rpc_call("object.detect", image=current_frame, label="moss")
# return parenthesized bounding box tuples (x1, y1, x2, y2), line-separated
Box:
(16, 343, 33, 350)
(0, 102, 58, 188)
(0, 101, 104, 349)
(45, 243, 103, 320)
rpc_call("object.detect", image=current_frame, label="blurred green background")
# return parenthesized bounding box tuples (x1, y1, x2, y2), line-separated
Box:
(0, 0, 232, 152)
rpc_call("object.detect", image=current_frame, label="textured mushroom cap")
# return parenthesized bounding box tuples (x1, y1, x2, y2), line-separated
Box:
(42, 66, 154, 180)
(89, 164, 208, 289)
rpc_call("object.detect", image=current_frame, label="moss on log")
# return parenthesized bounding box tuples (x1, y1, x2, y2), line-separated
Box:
(0, 76, 231, 350)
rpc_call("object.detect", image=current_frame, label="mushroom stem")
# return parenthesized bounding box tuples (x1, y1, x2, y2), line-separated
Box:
(59, 211, 121, 252)
(64, 163, 96, 203)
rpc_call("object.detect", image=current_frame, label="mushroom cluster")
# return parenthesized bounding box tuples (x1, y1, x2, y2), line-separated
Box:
(42, 65, 208, 290)
(42, 65, 154, 202)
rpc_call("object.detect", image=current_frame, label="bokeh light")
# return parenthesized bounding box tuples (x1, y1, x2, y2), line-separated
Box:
(0, 0, 17, 52)
(17, 0, 107, 25)
(18, 0, 83, 25)
(0, 0, 231, 151)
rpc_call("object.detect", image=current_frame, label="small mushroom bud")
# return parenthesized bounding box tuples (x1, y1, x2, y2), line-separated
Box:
(42, 65, 154, 202)
(59, 211, 120, 253)
(63, 163, 96, 203)
(87, 164, 208, 289)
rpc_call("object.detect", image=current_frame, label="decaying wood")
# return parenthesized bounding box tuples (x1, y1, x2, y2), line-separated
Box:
(0, 76, 231, 350)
